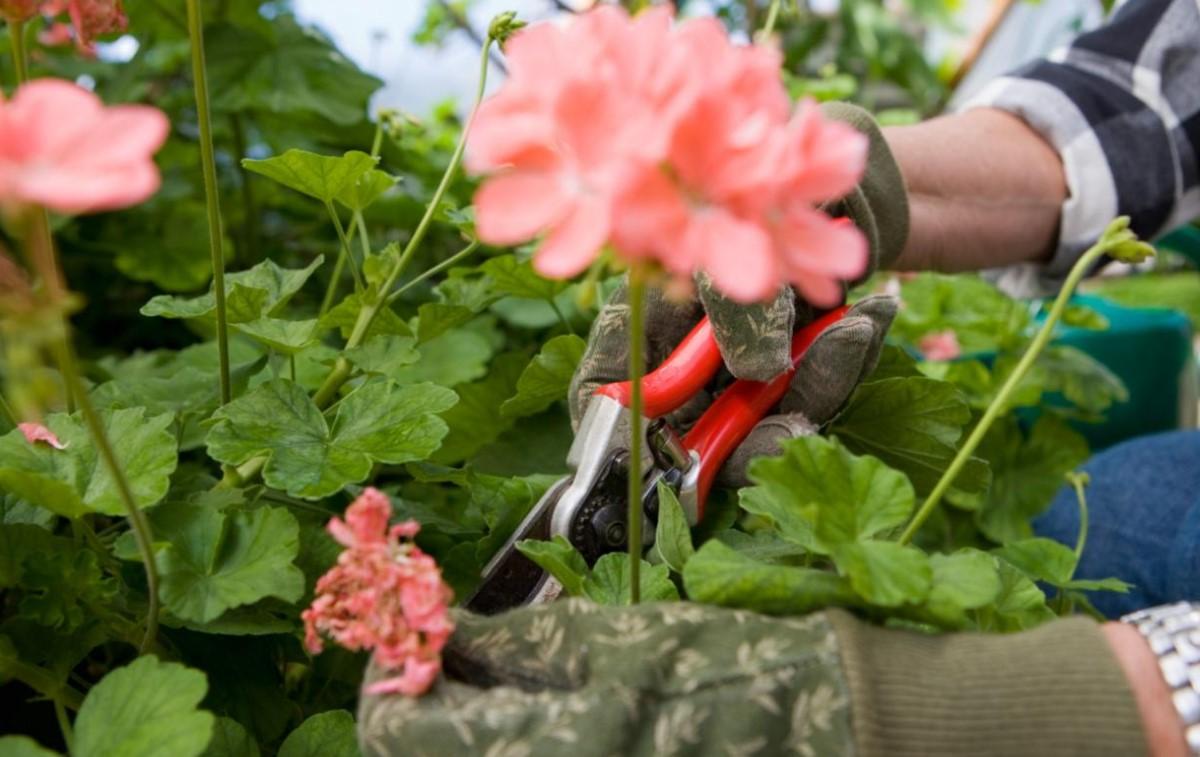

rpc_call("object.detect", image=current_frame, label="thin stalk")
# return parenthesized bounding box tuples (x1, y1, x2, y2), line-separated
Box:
(186, 0, 231, 406)
(548, 298, 572, 334)
(757, 0, 784, 42)
(4, 658, 84, 711)
(54, 699, 73, 752)
(220, 39, 496, 489)
(354, 210, 372, 265)
(626, 263, 648, 604)
(229, 114, 259, 262)
(370, 120, 385, 158)
(318, 252, 347, 319)
(1068, 472, 1090, 562)
(387, 239, 480, 303)
(898, 233, 1135, 545)
(9, 19, 28, 85)
(325, 201, 363, 289)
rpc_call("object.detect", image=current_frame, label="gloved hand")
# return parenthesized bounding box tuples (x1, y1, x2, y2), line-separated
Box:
(357, 600, 1144, 757)
(569, 103, 906, 488)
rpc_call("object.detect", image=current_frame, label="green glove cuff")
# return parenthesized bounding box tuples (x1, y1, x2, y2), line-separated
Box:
(820, 102, 910, 273)
(829, 609, 1147, 757)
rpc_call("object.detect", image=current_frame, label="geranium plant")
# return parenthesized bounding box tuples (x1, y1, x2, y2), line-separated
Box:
(0, 1, 1157, 755)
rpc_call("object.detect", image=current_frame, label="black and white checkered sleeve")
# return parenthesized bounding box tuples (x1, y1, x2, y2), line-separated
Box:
(962, 0, 1200, 292)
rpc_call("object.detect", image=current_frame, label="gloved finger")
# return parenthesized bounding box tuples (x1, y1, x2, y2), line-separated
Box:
(568, 281, 702, 428)
(697, 272, 800, 382)
(779, 294, 897, 425)
(716, 412, 819, 489)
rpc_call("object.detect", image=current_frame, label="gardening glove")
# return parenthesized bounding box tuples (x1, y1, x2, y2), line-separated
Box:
(569, 288, 897, 488)
(357, 600, 1144, 757)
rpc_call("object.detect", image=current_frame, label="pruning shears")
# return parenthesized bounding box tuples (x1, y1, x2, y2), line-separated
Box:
(465, 305, 851, 614)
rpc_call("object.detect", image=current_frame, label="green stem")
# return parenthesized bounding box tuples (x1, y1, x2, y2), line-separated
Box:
(325, 201, 363, 290)
(54, 699, 74, 752)
(2, 658, 85, 711)
(229, 114, 259, 263)
(548, 298, 572, 334)
(220, 38, 496, 490)
(0, 392, 16, 426)
(1068, 472, 1089, 563)
(897, 236, 1126, 546)
(318, 251, 347, 319)
(626, 263, 648, 604)
(370, 119, 385, 158)
(757, 0, 784, 42)
(387, 239, 480, 303)
(9, 19, 27, 85)
(354, 210, 372, 265)
(186, 0, 232, 406)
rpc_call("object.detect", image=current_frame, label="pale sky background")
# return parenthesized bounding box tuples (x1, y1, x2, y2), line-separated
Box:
(288, 0, 1103, 116)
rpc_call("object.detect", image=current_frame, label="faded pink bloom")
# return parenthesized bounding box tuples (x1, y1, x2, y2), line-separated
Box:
(38, 22, 74, 47)
(18, 422, 67, 449)
(0, 79, 169, 214)
(469, 6, 867, 305)
(919, 330, 962, 361)
(303, 487, 454, 698)
(0, 0, 41, 23)
(65, 0, 127, 53)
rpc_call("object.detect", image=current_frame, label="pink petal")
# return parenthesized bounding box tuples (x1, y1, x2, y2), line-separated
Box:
(533, 194, 611, 279)
(18, 422, 68, 449)
(684, 208, 778, 303)
(785, 101, 868, 203)
(474, 171, 569, 245)
(919, 330, 962, 361)
(609, 166, 689, 269)
(365, 656, 442, 697)
(776, 208, 869, 280)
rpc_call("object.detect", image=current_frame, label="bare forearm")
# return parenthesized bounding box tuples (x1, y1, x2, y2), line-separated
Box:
(884, 108, 1067, 272)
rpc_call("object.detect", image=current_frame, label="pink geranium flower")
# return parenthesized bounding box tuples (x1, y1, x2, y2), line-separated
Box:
(18, 421, 68, 449)
(302, 488, 454, 698)
(0, 79, 169, 215)
(468, 6, 868, 305)
(919, 330, 962, 361)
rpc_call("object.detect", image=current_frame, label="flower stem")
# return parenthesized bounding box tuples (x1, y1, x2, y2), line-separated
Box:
(325, 201, 363, 290)
(26, 217, 160, 652)
(757, 0, 784, 42)
(1067, 472, 1090, 562)
(386, 239, 480, 304)
(54, 699, 74, 753)
(186, 0, 232, 406)
(9, 19, 27, 85)
(626, 263, 648, 604)
(897, 233, 1134, 546)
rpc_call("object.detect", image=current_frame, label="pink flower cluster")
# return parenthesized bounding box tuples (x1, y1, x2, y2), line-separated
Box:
(469, 5, 869, 305)
(0, 79, 169, 215)
(302, 488, 454, 697)
(0, 0, 127, 54)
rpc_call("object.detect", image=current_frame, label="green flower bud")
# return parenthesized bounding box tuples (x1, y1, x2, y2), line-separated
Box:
(488, 11, 526, 45)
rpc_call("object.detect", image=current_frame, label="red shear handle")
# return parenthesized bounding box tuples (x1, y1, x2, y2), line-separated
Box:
(683, 305, 851, 512)
(594, 317, 725, 419)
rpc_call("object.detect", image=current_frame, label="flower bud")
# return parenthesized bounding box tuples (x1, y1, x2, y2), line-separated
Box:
(487, 11, 525, 45)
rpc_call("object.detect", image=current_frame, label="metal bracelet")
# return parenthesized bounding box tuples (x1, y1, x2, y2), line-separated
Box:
(1122, 602, 1200, 755)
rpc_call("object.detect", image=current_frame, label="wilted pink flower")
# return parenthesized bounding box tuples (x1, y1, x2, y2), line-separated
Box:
(38, 22, 74, 47)
(919, 330, 962, 361)
(0, 0, 41, 23)
(63, 0, 127, 53)
(0, 79, 169, 215)
(18, 422, 67, 449)
(469, 5, 867, 305)
(302, 488, 454, 698)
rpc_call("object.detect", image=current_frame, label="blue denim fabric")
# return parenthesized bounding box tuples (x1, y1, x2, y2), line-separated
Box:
(1033, 430, 1200, 617)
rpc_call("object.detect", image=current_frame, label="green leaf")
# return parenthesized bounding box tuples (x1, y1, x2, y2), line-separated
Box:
(277, 711, 358, 757)
(1089, 271, 1200, 329)
(500, 335, 585, 419)
(142, 257, 323, 323)
(714, 529, 809, 564)
(343, 335, 420, 378)
(235, 317, 321, 354)
(0, 523, 58, 586)
(19, 549, 117, 630)
(480, 255, 566, 301)
(243, 149, 377, 204)
(415, 303, 476, 345)
(150, 502, 305, 624)
(1062, 576, 1132, 593)
(1021, 345, 1128, 416)
(0, 736, 59, 756)
(114, 203, 225, 293)
(432, 351, 526, 464)
(980, 561, 1055, 631)
(954, 417, 1090, 543)
(202, 717, 260, 757)
(831, 376, 989, 495)
(515, 536, 588, 596)
(390, 328, 494, 388)
(833, 541, 931, 607)
(0, 408, 177, 517)
(741, 436, 914, 552)
(682, 540, 856, 615)
(924, 549, 1002, 625)
(891, 273, 1030, 353)
(864, 344, 922, 382)
(321, 291, 410, 341)
(654, 482, 694, 574)
(336, 168, 395, 211)
(74, 656, 215, 757)
(207, 379, 458, 499)
(207, 16, 383, 125)
(994, 537, 1079, 586)
(582, 554, 679, 605)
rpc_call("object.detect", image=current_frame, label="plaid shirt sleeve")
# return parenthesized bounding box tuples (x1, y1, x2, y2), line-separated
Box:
(961, 0, 1200, 294)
